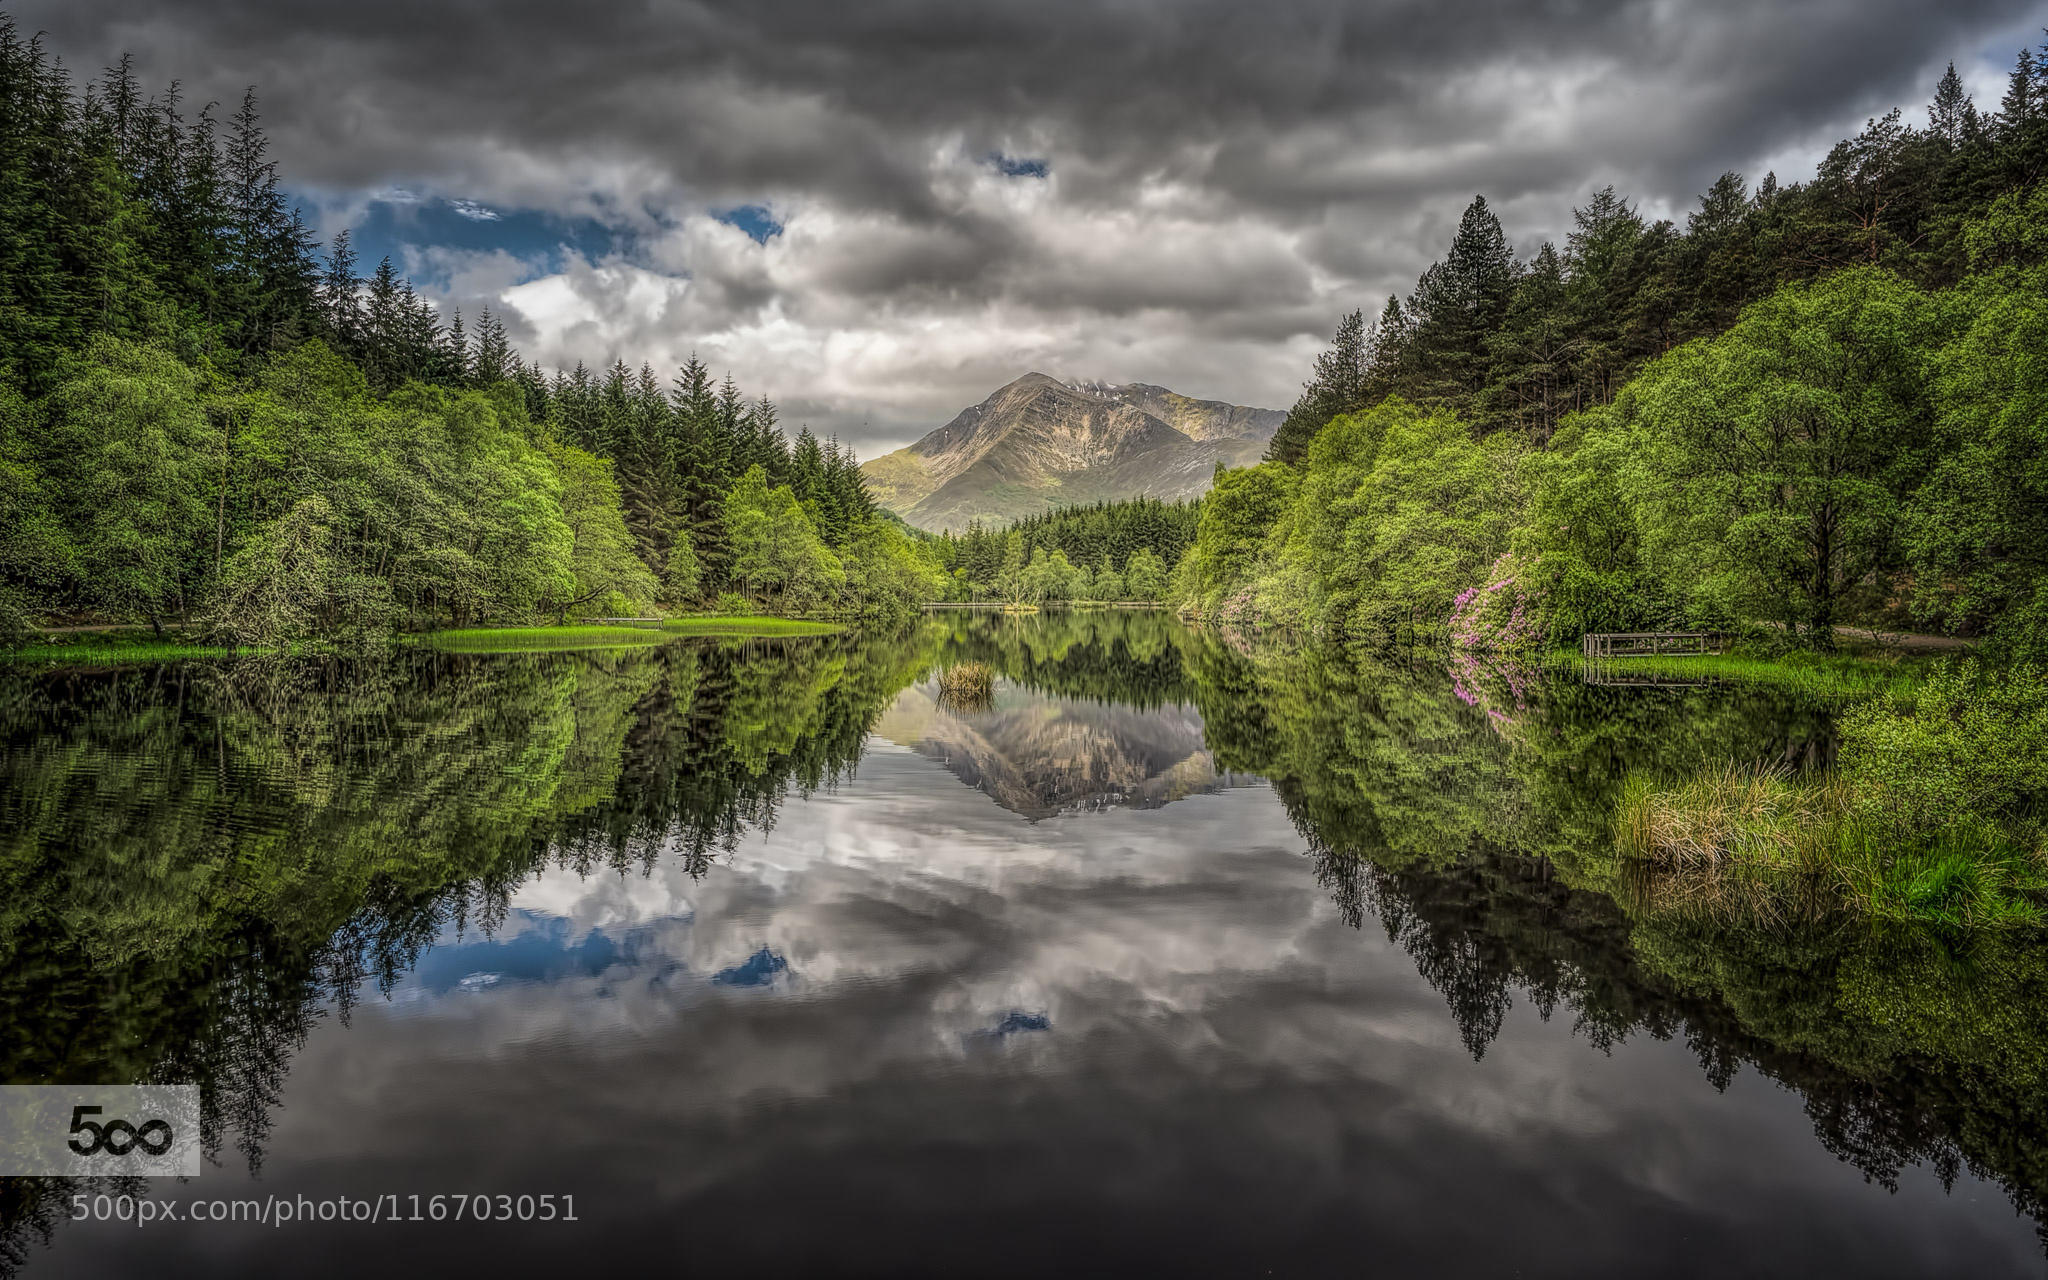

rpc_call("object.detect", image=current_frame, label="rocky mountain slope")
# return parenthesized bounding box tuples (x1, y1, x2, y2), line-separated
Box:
(873, 681, 1251, 819)
(861, 373, 1282, 531)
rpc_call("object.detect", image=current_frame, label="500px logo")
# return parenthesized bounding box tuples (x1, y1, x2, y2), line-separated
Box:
(65, 1105, 177, 1158)
(0, 1086, 200, 1176)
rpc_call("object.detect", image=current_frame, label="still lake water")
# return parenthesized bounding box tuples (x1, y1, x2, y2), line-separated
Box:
(2, 611, 2043, 1276)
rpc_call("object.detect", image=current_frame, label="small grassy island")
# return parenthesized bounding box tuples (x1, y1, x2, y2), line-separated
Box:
(421, 617, 843, 652)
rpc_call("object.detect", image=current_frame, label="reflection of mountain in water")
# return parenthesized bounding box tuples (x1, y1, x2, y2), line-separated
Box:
(874, 681, 1254, 819)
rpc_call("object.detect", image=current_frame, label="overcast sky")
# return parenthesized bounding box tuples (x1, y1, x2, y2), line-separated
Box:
(18, 0, 2048, 454)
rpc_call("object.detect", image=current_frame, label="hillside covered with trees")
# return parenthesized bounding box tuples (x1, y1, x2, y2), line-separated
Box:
(0, 22, 941, 645)
(1184, 48, 2048, 658)
(930, 498, 1193, 602)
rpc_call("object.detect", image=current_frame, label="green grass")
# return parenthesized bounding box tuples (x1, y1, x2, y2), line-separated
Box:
(420, 625, 671, 652)
(1611, 762, 2047, 928)
(1554, 647, 1930, 701)
(660, 616, 841, 637)
(9, 616, 843, 659)
(1, 639, 260, 662)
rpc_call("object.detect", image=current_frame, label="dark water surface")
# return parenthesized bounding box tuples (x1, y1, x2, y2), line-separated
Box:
(2, 613, 2043, 1277)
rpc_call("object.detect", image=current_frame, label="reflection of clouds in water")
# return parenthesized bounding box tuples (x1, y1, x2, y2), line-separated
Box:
(344, 742, 1627, 1167)
(511, 862, 697, 935)
(355, 745, 1333, 1082)
(222, 743, 2039, 1278)
(487, 741, 1316, 1016)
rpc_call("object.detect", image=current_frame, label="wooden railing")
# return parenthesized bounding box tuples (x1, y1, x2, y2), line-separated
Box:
(1581, 631, 1728, 660)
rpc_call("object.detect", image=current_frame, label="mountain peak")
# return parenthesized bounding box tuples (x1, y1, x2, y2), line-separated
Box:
(860, 375, 1283, 531)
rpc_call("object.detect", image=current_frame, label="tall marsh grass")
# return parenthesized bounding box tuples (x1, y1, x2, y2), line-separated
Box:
(1614, 763, 2047, 928)
(936, 661, 996, 711)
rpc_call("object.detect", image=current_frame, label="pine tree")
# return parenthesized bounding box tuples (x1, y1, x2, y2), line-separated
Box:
(747, 395, 789, 482)
(472, 307, 510, 385)
(444, 307, 469, 386)
(2000, 48, 2037, 134)
(1483, 241, 1579, 436)
(790, 426, 826, 504)
(1401, 195, 1516, 413)
(223, 88, 315, 357)
(362, 256, 403, 389)
(1930, 62, 1971, 144)
(669, 354, 730, 589)
(1266, 309, 1368, 465)
(320, 228, 359, 350)
(1681, 172, 1756, 338)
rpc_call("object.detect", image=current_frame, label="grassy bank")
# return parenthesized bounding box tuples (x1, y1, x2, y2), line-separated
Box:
(1608, 660, 2048, 929)
(5, 616, 845, 660)
(421, 617, 842, 652)
(1614, 764, 2046, 928)
(661, 616, 842, 637)
(1554, 646, 1932, 701)
(1, 638, 260, 662)
(420, 625, 672, 652)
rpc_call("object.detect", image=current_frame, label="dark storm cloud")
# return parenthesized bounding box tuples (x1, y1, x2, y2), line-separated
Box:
(12, 0, 2043, 449)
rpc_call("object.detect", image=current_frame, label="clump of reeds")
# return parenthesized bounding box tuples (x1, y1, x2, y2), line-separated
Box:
(1612, 761, 2048, 928)
(1614, 762, 1848, 873)
(936, 661, 996, 711)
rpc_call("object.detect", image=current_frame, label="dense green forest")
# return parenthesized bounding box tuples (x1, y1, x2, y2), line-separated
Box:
(930, 498, 1193, 602)
(0, 23, 942, 644)
(1190, 49, 2048, 658)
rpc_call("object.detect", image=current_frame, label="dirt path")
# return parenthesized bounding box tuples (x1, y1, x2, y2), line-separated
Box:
(34, 624, 152, 634)
(1831, 625, 1973, 654)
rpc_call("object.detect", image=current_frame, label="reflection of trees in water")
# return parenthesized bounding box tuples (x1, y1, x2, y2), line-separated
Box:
(1345, 844, 2048, 1250)
(0, 626, 938, 1241)
(934, 610, 1197, 708)
(1183, 633, 2048, 1249)
(6, 613, 2047, 1261)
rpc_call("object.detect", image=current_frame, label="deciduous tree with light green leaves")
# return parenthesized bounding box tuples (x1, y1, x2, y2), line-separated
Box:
(545, 441, 660, 619)
(1908, 257, 2048, 656)
(1123, 547, 1168, 602)
(1617, 268, 1934, 648)
(42, 337, 220, 635)
(724, 464, 845, 612)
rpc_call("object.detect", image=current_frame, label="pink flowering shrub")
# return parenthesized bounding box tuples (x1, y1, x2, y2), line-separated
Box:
(1447, 551, 1547, 652)
(1448, 649, 1535, 732)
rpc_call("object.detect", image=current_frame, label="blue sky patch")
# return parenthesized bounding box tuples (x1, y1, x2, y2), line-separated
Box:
(989, 1010, 1051, 1035)
(986, 153, 1049, 179)
(715, 204, 784, 243)
(404, 912, 627, 993)
(712, 946, 789, 987)
(308, 189, 621, 289)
